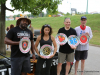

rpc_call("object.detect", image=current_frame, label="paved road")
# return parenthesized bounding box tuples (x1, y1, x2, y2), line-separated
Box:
(69, 45, 100, 75)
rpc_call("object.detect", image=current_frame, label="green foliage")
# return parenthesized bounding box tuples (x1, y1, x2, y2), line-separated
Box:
(66, 12, 70, 15)
(0, 0, 62, 15)
(0, 51, 11, 58)
(27, 14, 32, 17)
(47, 1, 59, 15)
(0, 0, 6, 4)
(9, 0, 62, 15)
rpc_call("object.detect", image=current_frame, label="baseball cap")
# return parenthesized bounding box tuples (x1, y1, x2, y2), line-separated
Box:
(81, 16, 87, 20)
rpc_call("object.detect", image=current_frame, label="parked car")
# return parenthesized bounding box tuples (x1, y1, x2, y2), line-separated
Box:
(33, 29, 41, 41)
(57, 14, 64, 17)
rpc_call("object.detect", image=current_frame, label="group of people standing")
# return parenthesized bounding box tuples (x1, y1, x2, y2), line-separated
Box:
(4, 16, 93, 75)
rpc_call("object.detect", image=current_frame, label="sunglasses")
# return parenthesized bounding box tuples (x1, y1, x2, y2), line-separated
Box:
(44, 24, 50, 27)
(65, 18, 70, 19)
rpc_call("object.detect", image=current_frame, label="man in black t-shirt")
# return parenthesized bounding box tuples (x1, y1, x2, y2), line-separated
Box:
(4, 18, 35, 75)
(57, 18, 77, 75)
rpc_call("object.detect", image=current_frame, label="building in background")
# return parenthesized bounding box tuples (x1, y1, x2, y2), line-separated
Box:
(71, 8, 77, 16)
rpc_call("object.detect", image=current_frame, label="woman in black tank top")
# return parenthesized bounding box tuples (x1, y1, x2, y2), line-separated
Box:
(35, 24, 57, 75)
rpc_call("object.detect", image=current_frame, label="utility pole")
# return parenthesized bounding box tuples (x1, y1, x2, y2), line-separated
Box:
(70, 3, 71, 15)
(67, 1, 71, 15)
(86, 0, 88, 14)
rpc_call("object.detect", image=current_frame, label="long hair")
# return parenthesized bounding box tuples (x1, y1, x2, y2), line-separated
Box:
(41, 24, 52, 37)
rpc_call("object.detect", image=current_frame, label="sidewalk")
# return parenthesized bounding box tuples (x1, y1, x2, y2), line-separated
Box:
(68, 64, 82, 75)
(70, 64, 100, 75)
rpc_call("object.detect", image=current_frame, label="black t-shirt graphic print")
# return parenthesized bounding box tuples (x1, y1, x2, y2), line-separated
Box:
(6, 26, 33, 58)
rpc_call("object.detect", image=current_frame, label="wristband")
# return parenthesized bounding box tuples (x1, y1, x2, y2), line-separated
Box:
(32, 53, 35, 55)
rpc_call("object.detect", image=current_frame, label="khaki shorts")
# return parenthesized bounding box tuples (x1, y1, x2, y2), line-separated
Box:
(58, 52, 74, 63)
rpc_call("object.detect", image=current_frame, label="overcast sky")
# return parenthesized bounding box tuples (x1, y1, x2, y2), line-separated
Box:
(6, 0, 100, 16)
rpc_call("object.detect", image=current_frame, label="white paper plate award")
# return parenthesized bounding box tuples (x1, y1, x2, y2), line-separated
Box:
(55, 33, 89, 46)
(55, 33, 68, 45)
(79, 33, 89, 45)
(68, 35, 79, 47)
(40, 44, 53, 58)
(19, 37, 31, 53)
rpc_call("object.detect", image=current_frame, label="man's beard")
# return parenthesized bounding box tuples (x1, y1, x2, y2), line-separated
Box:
(20, 23, 28, 29)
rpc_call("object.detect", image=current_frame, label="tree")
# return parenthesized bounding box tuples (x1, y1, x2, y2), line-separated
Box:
(66, 12, 70, 15)
(0, 0, 62, 54)
(0, 2, 6, 54)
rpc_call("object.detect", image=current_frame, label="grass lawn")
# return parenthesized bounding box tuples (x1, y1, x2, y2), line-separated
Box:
(0, 51, 11, 59)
